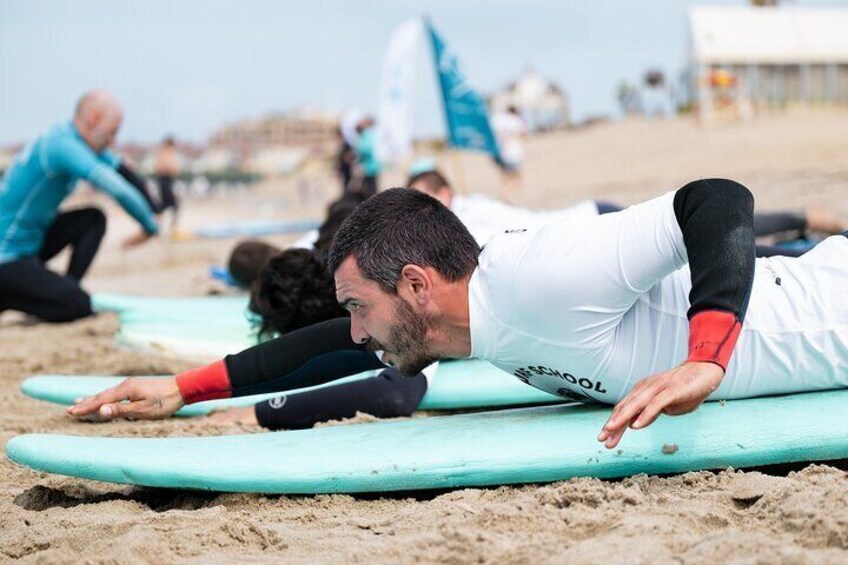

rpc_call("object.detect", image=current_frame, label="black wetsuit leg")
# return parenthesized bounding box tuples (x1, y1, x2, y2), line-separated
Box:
(37, 208, 107, 280)
(254, 368, 428, 430)
(0, 257, 92, 321)
(156, 175, 178, 213)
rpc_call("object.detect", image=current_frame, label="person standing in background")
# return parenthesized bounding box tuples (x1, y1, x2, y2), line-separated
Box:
(354, 117, 381, 199)
(335, 126, 356, 197)
(491, 105, 528, 199)
(154, 135, 180, 230)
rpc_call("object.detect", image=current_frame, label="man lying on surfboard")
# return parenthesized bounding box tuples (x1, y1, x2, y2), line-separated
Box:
(69, 180, 848, 449)
(210, 169, 842, 428)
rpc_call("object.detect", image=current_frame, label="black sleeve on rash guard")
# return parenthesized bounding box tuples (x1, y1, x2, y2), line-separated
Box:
(117, 162, 157, 211)
(673, 178, 756, 321)
(254, 368, 428, 430)
(223, 317, 386, 397)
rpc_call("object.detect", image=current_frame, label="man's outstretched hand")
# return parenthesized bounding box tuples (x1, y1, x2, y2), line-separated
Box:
(121, 230, 155, 249)
(67, 377, 185, 420)
(598, 362, 725, 449)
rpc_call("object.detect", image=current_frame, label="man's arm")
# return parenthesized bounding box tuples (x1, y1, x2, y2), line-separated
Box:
(116, 161, 158, 212)
(47, 137, 158, 235)
(672, 178, 755, 366)
(178, 318, 385, 403)
(68, 318, 386, 420)
(598, 178, 755, 448)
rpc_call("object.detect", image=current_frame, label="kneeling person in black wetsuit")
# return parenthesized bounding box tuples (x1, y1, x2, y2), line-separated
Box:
(0, 90, 158, 322)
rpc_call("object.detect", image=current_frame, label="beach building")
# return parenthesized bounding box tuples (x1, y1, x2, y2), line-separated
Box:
(489, 69, 570, 132)
(211, 108, 339, 150)
(690, 5, 848, 121)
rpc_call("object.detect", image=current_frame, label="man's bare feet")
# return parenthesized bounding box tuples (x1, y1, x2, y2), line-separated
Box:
(805, 207, 848, 235)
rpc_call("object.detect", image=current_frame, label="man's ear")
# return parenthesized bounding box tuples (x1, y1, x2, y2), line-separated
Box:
(436, 187, 453, 207)
(398, 264, 431, 305)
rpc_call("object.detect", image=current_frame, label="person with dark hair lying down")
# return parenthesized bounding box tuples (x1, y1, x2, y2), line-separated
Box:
(408, 169, 847, 257)
(224, 193, 368, 288)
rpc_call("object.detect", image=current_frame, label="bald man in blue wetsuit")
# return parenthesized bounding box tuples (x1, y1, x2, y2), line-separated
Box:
(0, 90, 159, 322)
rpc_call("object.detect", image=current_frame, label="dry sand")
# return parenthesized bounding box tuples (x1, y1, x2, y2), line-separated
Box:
(2, 112, 848, 563)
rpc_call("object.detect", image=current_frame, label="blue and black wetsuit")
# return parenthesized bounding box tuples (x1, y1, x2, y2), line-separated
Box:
(0, 122, 158, 321)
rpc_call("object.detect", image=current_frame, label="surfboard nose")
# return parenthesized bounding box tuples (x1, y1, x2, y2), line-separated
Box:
(6, 434, 53, 470)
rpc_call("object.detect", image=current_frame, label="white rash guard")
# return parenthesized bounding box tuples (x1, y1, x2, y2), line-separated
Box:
(451, 193, 600, 245)
(467, 191, 848, 404)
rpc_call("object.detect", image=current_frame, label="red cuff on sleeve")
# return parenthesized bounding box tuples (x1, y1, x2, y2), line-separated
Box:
(685, 310, 742, 371)
(175, 359, 232, 404)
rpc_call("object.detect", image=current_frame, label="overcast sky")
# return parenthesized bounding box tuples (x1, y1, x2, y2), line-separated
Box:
(2, 0, 846, 145)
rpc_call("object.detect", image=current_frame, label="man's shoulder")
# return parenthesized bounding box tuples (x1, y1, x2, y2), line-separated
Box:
(42, 123, 103, 173)
(477, 226, 539, 273)
(42, 122, 88, 155)
(42, 121, 75, 143)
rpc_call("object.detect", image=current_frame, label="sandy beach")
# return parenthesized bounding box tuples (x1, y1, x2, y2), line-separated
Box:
(2, 112, 848, 563)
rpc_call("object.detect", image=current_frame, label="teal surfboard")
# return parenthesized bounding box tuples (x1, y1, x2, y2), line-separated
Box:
(93, 294, 258, 360)
(20, 360, 563, 415)
(7, 390, 848, 494)
(92, 293, 248, 316)
(195, 219, 320, 239)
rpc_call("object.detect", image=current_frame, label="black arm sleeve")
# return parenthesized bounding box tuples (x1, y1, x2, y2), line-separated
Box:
(753, 211, 806, 238)
(254, 368, 428, 430)
(117, 162, 158, 212)
(223, 317, 386, 397)
(673, 178, 756, 321)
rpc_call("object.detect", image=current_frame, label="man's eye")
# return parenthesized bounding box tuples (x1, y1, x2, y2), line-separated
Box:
(351, 303, 362, 312)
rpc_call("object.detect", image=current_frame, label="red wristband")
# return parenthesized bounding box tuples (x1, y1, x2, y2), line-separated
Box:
(685, 310, 742, 371)
(175, 360, 232, 404)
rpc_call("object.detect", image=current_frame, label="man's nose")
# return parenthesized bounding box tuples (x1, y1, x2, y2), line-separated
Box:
(350, 315, 369, 345)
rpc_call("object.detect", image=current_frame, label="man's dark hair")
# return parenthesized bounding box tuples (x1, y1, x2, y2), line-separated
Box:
(228, 240, 282, 287)
(249, 248, 347, 339)
(406, 170, 452, 196)
(327, 188, 480, 293)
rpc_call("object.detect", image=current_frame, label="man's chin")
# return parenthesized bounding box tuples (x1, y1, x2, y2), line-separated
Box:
(394, 356, 437, 377)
